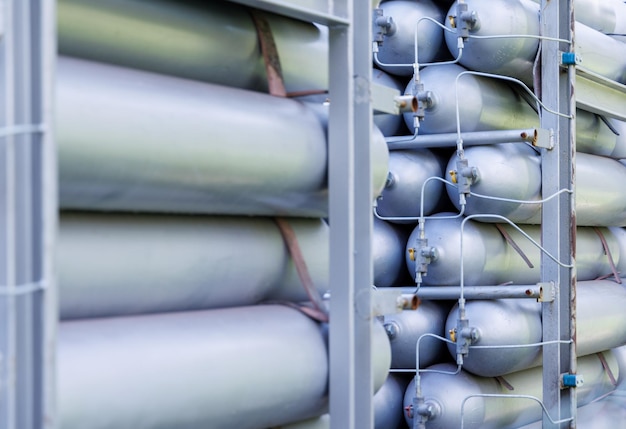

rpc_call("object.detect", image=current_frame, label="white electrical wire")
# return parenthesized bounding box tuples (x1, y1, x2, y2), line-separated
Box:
(460, 394, 573, 429)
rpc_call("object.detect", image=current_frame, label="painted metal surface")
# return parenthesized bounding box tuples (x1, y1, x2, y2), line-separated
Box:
(376, 149, 445, 222)
(445, 280, 626, 377)
(403, 64, 538, 135)
(406, 217, 626, 286)
(376, 0, 446, 76)
(517, 393, 626, 429)
(444, 0, 626, 85)
(274, 374, 408, 429)
(403, 352, 618, 429)
(373, 68, 405, 137)
(529, 0, 626, 41)
(58, 0, 329, 93)
(327, 2, 378, 427)
(405, 64, 626, 158)
(58, 305, 391, 429)
(383, 300, 450, 370)
(56, 57, 388, 216)
(373, 374, 407, 429)
(445, 143, 626, 226)
(57, 213, 330, 319)
(373, 217, 407, 287)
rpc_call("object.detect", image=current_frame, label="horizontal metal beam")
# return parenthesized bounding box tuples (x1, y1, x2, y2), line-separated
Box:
(386, 128, 539, 150)
(379, 285, 542, 300)
(576, 67, 626, 121)
(225, 0, 349, 25)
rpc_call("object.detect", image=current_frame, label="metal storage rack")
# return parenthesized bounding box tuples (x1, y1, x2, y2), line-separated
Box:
(539, 1, 576, 426)
(0, 1, 57, 428)
(3, 0, 626, 428)
(221, 1, 378, 427)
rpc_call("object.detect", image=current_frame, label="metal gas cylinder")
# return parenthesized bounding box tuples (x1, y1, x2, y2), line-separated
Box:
(376, 0, 446, 76)
(376, 149, 445, 223)
(405, 216, 626, 286)
(373, 217, 407, 287)
(403, 64, 538, 135)
(374, 374, 408, 429)
(529, 0, 626, 40)
(446, 143, 626, 226)
(445, 280, 626, 377)
(58, 0, 328, 93)
(373, 68, 406, 136)
(57, 57, 389, 216)
(403, 352, 618, 428)
(445, 298, 543, 377)
(58, 213, 330, 319)
(406, 64, 626, 158)
(445, 0, 626, 85)
(59, 306, 392, 429)
(383, 300, 451, 369)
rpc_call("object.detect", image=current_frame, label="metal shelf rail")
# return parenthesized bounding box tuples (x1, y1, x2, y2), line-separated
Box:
(0, 1, 57, 429)
(539, 0, 576, 427)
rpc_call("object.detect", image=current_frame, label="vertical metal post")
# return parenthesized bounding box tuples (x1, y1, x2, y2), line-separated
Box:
(0, 0, 57, 428)
(540, 0, 576, 427)
(328, 0, 374, 428)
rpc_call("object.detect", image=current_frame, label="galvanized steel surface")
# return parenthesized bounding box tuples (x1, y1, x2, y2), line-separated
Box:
(403, 352, 618, 429)
(376, 149, 445, 222)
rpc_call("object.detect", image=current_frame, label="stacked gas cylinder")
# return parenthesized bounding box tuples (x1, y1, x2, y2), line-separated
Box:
(372, 0, 626, 428)
(55, 1, 396, 428)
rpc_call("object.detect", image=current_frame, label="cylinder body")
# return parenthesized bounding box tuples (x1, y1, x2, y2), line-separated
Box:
(58, 0, 328, 93)
(57, 57, 389, 216)
(383, 300, 451, 369)
(530, 0, 626, 39)
(446, 144, 626, 226)
(373, 217, 407, 287)
(518, 395, 626, 429)
(58, 306, 391, 429)
(376, 0, 445, 76)
(374, 374, 407, 429)
(445, 0, 626, 85)
(403, 352, 618, 428)
(406, 216, 626, 286)
(58, 57, 326, 216)
(408, 64, 626, 157)
(376, 149, 444, 222)
(404, 64, 538, 135)
(58, 213, 330, 319)
(446, 299, 543, 376)
(445, 280, 626, 376)
(373, 68, 405, 136)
